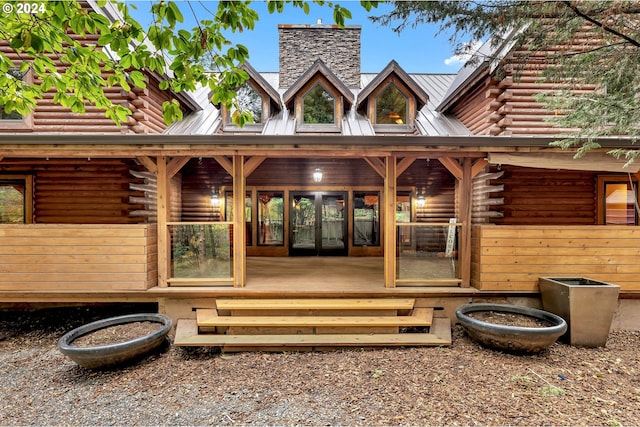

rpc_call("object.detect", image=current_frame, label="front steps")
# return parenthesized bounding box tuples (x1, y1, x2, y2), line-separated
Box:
(174, 298, 452, 351)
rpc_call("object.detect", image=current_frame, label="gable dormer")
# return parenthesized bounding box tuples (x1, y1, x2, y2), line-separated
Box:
(357, 60, 428, 133)
(282, 59, 354, 133)
(219, 62, 282, 132)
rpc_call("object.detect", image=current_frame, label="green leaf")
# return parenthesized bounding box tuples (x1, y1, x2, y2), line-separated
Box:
(128, 70, 147, 88)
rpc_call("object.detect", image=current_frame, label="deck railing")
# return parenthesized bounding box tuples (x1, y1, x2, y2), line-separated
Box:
(472, 225, 640, 291)
(0, 224, 157, 291)
(167, 222, 233, 286)
(396, 222, 462, 286)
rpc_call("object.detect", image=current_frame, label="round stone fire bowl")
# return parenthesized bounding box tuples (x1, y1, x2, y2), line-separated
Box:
(58, 313, 172, 370)
(456, 303, 567, 353)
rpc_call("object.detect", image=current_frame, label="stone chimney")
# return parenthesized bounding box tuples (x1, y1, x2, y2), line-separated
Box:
(278, 24, 361, 88)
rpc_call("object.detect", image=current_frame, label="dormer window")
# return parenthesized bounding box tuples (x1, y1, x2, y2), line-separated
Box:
(282, 59, 354, 134)
(303, 83, 335, 125)
(221, 82, 268, 131)
(1, 68, 33, 131)
(375, 83, 408, 125)
(356, 61, 428, 134)
(218, 62, 281, 133)
(232, 83, 263, 123)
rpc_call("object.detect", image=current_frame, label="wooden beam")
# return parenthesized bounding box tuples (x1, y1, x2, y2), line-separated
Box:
(232, 155, 246, 287)
(136, 156, 157, 174)
(384, 155, 397, 288)
(396, 156, 417, 177)
(244, 156, 266, 177)
(460, 158, 472, 288)
(156, 156, 169, 288)
(214, 155, 233, 175)
(439, 157, 463, 180)
(167, 156, 190, 178)
(364, 157, 386, 179)
(471, 158, 489, 179)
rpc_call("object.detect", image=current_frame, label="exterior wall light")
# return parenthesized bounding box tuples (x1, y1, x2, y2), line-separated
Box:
(210, 188, 220, 207)
(313, 168, 323, 183)
(416, 193, 426, 208)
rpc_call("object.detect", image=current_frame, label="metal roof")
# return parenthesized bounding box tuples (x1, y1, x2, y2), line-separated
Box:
(166, 71, 470, 137)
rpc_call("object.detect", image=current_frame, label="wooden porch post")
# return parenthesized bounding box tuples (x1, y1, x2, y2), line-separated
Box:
(439, 157, 481, 288)
(460, 158, 472, 288)
(232, 155, 246, 287)
(384, 155, 397, 288)
(156, 156, 169, 288)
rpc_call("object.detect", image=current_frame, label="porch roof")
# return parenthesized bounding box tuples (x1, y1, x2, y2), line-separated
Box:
(1, 133, 638, 152)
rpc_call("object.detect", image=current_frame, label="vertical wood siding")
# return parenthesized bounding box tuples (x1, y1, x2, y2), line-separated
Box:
(472, 225, 640, 291)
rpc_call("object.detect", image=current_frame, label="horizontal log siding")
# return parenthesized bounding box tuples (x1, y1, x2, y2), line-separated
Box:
(490, 166, 596, 225)
(472, 225, 640, 292)
(0, 158, 147, 224)
(1, 35, 175, 134)
(450, 76, 500, 135)
(0, 224, 157, 291)
(450, 25, 601, 136)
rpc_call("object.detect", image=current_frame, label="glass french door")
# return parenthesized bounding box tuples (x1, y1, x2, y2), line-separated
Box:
(290, 191, 347, 256)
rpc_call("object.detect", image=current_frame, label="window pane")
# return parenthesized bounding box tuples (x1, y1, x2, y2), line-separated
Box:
(169, 224, 232, 279)
(225, 191, 253, 245)
(258, 191, 284, 246)
(353, 192, 380, 246)
(396, 192, 411, 246)
(0, 180, 25, 223)
(1, 70, 25, 120)
(375, 84, 407, 125)
(231, 83, 263, 123)
(303, 84, 335, 124)
(604, 183, 638, 225)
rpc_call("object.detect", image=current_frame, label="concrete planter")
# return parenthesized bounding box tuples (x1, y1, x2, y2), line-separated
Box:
(539, 277, 620, 348)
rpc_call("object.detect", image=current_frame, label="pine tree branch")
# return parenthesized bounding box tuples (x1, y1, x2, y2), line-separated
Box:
(562, 1, 640, 48)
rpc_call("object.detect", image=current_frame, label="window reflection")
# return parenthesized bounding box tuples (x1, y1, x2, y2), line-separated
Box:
(258, 191, 284, 246)
(375, 83, 407, 125)
(303, 83, 335, 124)
(353, 192, 379, 246)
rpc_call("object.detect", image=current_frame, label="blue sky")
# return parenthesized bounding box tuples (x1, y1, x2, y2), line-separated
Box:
(127, 1, 471, 74)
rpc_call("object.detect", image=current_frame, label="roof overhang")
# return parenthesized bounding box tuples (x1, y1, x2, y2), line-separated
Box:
(489, 152, 640, 173)
(0, 134, 638, 149)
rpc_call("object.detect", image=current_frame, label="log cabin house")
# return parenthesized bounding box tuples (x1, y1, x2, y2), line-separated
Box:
(1, 3, 639, 349)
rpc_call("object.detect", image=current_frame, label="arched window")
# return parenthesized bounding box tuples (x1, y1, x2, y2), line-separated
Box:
(375, 83, 407, 125)
(302, 84, 335, 124)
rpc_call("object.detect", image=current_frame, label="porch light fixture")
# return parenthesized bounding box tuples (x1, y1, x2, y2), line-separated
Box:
(416, 193, 426, 208)
(313, 168, 323, 183)
(210, 188, 220, 207)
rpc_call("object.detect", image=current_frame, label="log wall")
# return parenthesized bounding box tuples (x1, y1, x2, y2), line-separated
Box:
(1, 32, 181, 134)
(0, 158, 146, 224)
(450, 26, 600, 136)
(489, 166, 596, 225)
(472, 225, 640, 291)
(0, 224, 157, 291)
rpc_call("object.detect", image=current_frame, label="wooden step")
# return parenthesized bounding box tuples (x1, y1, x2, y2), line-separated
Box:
(174, 317, 452, 348)
(215, 298, 416, 311)
(196, 307, 433, 328)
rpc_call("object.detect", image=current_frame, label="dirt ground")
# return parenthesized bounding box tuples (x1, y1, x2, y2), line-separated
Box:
(1, 303, 639, 426)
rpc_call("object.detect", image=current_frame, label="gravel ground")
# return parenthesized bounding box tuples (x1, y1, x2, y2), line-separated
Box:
(1, 304, 639, 426)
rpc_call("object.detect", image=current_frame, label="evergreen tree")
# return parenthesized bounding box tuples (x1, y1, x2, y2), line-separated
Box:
(373, 1, 640, 162)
